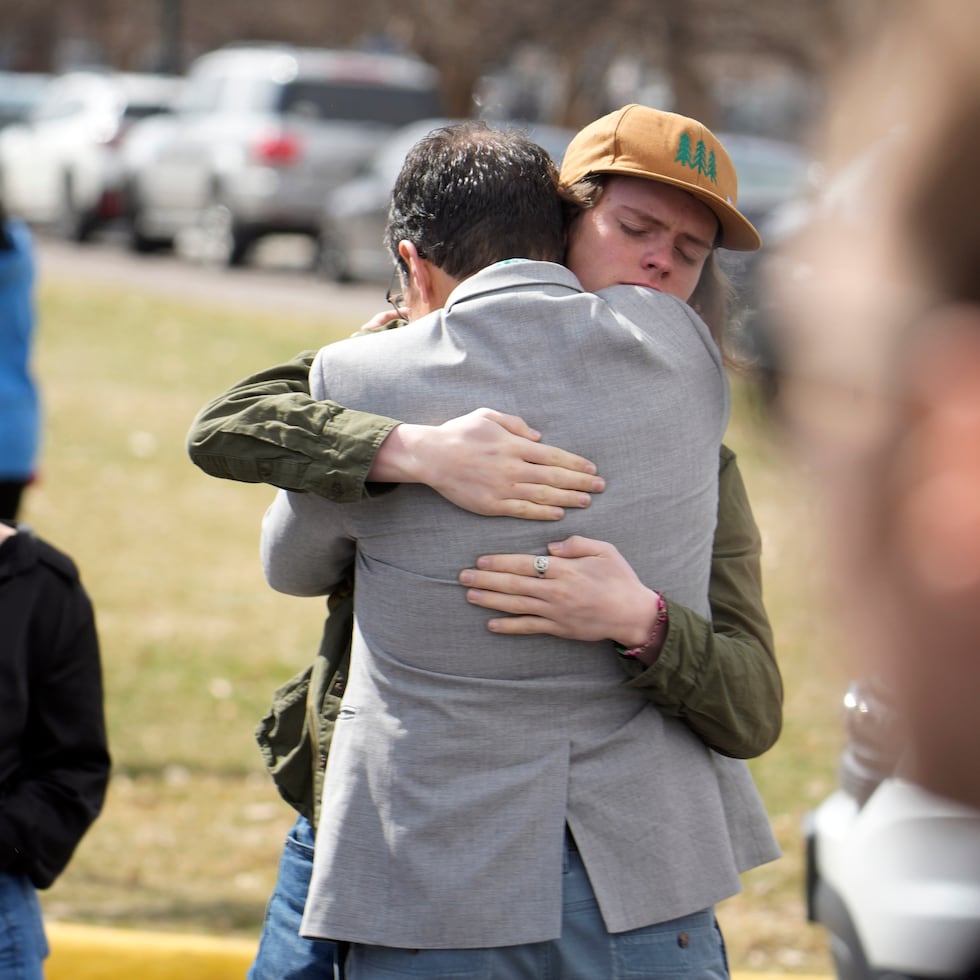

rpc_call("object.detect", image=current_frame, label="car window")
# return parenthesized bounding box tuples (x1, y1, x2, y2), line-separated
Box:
(237, 78, 277, 114)
(734, 157, 808, 200)
(723, 137, 809, 204)
(177, 75, 226, 115)
(370, 120, 450, 184)
(524, 125, 574, 167)
(0, 74, 50, 129)
(123, 100, 175, 122)
(33, 95, 85, 122)
(276, 80, 442, 127)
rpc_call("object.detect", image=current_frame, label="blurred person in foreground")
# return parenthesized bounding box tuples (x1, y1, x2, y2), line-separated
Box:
(769, 0, 980, 813)
(189, 106, 781, 979)
(0, 202, 40, 520)
(0, 520, 110, 977)
(769, 1, 980, 972)
(260, 120, 778, 978)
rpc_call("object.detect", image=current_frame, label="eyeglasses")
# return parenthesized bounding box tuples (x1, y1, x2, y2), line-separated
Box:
(386, 269, 407, 320)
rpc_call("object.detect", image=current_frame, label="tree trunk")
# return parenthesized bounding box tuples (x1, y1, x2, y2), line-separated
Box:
(661, 0, 718, 128)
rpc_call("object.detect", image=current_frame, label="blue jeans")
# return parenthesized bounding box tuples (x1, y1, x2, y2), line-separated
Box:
(0, 873, 48, 980)
(345, 835, 729, 979)
(249, 815, 339, 980)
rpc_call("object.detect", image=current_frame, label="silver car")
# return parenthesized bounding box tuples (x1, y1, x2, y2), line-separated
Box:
(0, 70, 181, 241)
(122, 44, 443, 266)
(0, 72, 51, 132)
(316, 118, 576, 283)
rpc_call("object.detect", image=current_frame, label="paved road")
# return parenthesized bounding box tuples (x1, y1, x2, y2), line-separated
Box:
(34, 231, 384, 322)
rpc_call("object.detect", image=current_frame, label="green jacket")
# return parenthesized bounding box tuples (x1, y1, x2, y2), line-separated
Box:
(188, 352, 782, 828)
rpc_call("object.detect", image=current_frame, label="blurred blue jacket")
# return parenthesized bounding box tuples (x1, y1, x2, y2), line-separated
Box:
(0, 219, 39, 480)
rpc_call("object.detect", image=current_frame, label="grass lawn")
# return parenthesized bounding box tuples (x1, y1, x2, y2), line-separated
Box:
(27, 273, 845, 973)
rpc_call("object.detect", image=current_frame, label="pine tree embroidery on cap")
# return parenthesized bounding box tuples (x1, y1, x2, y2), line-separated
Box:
(692, 139, 708, 174)
(674, 134, 718, 184)
(675, 132, 694, 168)
(705, 150, 718, 182)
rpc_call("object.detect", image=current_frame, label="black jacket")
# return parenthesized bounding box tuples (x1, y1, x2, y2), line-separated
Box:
(0, 524, 110, 888)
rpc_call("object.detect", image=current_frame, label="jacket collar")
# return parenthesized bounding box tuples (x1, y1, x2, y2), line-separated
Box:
(443, 260, 583, 314)
(0, 523, 36, 582)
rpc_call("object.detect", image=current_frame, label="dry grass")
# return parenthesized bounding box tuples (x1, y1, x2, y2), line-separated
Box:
(28, 274, 843, 973)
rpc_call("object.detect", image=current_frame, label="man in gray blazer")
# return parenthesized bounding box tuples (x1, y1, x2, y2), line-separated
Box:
(261, 122, 777, 977)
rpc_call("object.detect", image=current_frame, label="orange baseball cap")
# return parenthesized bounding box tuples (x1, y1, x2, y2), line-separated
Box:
(560, 104, 762, 251)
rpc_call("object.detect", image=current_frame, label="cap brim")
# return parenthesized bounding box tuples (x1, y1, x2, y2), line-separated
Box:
(570, 166, 762, 251)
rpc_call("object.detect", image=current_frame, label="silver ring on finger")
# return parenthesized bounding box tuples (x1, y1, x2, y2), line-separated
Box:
(533, 555, 550, 577)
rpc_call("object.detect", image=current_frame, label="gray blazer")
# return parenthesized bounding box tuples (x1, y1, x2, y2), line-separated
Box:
(261, 260, 779, 948)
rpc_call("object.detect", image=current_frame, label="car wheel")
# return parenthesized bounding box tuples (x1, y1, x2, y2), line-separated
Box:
(127, 220, 171, 254)
(57, 174, 97, 243)
(124, 184, 172, 254)
(315, 230, 352, 282)
(194, 200, 253, 267)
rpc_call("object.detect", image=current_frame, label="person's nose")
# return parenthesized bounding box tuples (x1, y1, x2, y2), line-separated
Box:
(641, 238, 672, 280)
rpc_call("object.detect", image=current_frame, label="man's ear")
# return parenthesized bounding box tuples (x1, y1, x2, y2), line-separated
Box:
(397, 240, 458, 313)
(397, 240, 435, 309)
(895, 307, 980, 596)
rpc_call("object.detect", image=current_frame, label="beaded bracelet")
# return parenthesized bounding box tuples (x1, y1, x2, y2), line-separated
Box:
(615, 593, 668, 660)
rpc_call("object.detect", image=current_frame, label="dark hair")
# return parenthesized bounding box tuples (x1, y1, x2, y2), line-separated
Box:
(385, 122, 566, 280)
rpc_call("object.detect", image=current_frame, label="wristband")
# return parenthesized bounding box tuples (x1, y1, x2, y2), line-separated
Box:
(615, 593, 668, 659)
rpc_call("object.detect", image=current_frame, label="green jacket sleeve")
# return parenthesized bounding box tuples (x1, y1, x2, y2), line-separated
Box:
(618, 444, 783, 759)
(186, 350, 399, 502)
(254, 583, 353, 829)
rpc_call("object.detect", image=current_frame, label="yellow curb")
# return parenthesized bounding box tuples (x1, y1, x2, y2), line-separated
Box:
(46, 923, 256, 980)
(45, 922, 831, 980)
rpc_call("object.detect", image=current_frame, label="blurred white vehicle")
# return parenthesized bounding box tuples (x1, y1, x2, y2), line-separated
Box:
(0, 70, 181, 241)
(121, 44, 443, 266)
(315, 117, 575, 283)
(0, 72, 52, 131)
(805, 680, 980, 978)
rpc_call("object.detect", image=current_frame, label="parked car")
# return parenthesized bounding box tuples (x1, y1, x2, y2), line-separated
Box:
(717, 132, 810, 234)
(315, 117, 576, 283)
(805, 679, 980, 978)
(0, 70, 181, 241)
(707, 133, 811, 374)
(121, 44, 443, 266)
(0, 72, 51, 131)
